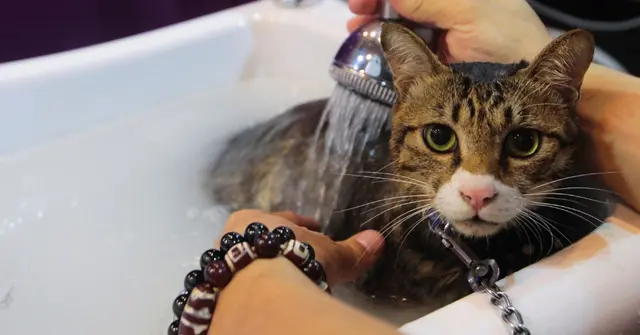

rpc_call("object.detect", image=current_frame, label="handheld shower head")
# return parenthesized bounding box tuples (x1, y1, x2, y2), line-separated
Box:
(330, 20, 396, 106)
(329, 1, 438, 106)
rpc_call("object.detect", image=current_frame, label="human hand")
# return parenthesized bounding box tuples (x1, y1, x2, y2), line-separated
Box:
(219, 209, 384, 286)
(348, 0, 552, 64)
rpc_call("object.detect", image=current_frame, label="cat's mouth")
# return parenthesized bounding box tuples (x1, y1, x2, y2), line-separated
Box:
(451, 217, 501, 237)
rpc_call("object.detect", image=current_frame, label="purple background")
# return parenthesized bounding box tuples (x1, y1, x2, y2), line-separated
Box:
(1, 0, 639, 75)
(0, 0, 252, 64)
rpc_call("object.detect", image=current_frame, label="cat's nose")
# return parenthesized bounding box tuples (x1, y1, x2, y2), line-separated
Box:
(460, 186, 497, 212)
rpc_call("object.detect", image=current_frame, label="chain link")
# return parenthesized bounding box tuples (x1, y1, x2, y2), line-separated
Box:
(482, 281, 531, 335)
(428, 214, 531, 335)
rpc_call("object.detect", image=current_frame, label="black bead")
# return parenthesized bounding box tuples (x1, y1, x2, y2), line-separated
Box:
(254, 233, 281, 258)
(271, 226, 296, 245)
(220, 232, 245, 253)
(184, 269, 205, 292)
(167, 320, 179, 335)
(244, 222, 269, 245)
(301, 242, 315, 260)
(200, 249, 224, 269)
(172, 293, 189, 317)
(303, 259, 326, 284)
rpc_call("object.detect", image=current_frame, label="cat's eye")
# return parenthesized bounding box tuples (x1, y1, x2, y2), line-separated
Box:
(423, 124, 457, 153)
(505, 129, 541, 158)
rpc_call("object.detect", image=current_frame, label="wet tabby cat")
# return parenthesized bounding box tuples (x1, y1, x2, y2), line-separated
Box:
(209, 23, 613, 310)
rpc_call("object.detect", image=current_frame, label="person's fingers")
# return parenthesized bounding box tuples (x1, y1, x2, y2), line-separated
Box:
(272, 211, 321, 231)
(347, 15, 376, 32)
(348, 0, 378, 15)
(322, 230, 385, 285)
(387, 0, 478, 29)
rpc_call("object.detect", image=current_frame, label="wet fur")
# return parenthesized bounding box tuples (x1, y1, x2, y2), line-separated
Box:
(209, 24, 614, 310)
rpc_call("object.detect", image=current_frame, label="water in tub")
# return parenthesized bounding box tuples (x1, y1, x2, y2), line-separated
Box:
(0, 76, 436, 335)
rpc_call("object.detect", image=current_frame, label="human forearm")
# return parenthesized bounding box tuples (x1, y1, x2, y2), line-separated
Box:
(209, 257, 401, 335)
(578, 64, 640, 211)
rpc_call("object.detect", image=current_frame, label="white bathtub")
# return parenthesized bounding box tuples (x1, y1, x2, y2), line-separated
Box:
(0, 1, 638, 334)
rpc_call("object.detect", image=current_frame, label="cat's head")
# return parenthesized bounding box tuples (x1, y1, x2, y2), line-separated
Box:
(380, 23, 595, 237)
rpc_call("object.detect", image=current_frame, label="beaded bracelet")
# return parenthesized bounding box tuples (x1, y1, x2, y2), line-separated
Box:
(167, 222, 329, 335)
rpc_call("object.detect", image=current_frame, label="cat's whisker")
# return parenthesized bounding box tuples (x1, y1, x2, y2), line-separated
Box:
(513, 211, 535, 261)
(529, 201, 606, 230)
(523, 208, 570, 256)
(359, 198, 429, 228)
(334, 194, 431, 213)
(379, 205, 429, 237)
(355, 206, 428, 268)
(526, 209, 572, 251)
(530, 195, 587, 208)
(523, 212, 549, 260)
(527, 171, 621, 191)
(374, 159, 399, 173)
(524, 191, 610, 205)
(518, 211, 544, 258)
(362, 198, 421, 215)
(342, 173, 429, 189)
(533, 186, 619, 197)
(394, 212, 435, 266)
(353, 205, 430, 269)
(355, 170, 432, 188)
(537, 218, 568, 254)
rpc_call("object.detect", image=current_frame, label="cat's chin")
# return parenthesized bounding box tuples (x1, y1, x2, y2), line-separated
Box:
(451, 219, 503, 238)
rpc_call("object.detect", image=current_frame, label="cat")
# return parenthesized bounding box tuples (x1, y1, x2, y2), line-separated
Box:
(208, 22, 613, 312)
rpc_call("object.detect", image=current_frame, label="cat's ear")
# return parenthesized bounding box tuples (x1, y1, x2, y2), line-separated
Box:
(523, 29, 595, 103)
(380, 22, 446, 97)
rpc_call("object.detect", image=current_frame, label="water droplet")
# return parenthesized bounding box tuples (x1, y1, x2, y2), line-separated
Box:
(18, 200, 28, 210)
(70, 199, 79, 208)
(36, 210, 44, 219)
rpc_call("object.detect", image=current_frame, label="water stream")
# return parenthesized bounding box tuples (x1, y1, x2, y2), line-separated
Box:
(295, 84, 390, 229)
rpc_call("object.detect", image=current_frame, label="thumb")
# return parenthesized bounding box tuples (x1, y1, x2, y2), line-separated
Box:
(326, 230, 385, 286)
(388, 0, 478, 29)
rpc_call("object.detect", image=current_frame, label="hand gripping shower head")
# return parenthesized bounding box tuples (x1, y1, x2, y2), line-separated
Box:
(329, 1, 439, 107)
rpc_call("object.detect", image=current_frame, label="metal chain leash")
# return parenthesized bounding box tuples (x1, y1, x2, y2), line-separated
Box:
(429, 216, 531, 335)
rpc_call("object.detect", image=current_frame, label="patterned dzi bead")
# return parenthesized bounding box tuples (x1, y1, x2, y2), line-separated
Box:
(204, 260, 233, 289)
(178, 283, 217, 335)
(224, 242, 257, 273)
(244, 222, 269, 245)
(281, 240, 311, 268)
(319, 281, 331, 294)
(301, 242, 315, 260)
(199, 249, 224, 269)
(220, 232, 245, 253)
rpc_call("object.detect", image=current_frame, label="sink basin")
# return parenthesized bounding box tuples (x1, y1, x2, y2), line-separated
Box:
(0, 1, 638, 334)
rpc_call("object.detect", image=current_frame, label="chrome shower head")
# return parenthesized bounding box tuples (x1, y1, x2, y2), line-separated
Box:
(330, 20, 396, 106)
(329, 1, 438, 107)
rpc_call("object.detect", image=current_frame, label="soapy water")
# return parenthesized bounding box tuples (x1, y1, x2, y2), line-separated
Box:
(294, 84, 390, 229)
